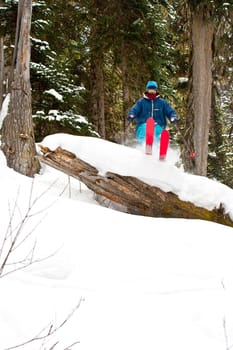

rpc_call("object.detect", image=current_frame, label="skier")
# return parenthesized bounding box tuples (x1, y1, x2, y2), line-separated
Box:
(127, 81, 178, 143)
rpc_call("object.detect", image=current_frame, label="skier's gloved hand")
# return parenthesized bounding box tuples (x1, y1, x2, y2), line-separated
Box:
(127, 114, 135, 122)
(170, 115, 178, 124)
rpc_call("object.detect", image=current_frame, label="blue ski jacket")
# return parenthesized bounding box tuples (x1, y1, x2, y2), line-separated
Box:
(128, 94, 177, 131)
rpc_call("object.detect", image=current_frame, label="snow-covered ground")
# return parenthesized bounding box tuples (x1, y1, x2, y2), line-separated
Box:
(1, 134, 233, 350)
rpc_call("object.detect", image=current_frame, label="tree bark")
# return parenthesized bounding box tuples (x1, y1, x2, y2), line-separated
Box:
(89, 52, 105, 139)
(185, 6, 214, 176)
(38, 145, 233, 228)
(121, 42, 131, 142)
(1, 0, 40, 177)
(88, 1, 106, 139)
(0, 36, 4, 108)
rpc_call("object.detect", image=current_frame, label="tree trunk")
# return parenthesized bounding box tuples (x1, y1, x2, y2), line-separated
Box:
(89, 53, 105, 139)
(0, 36, 4, 108)
(38, 145, 233, 228)
(121, 42, 130, 142)
(1, 0, 40, 177)
(184, 6, 214, 175)
(88, 0, 106, 139)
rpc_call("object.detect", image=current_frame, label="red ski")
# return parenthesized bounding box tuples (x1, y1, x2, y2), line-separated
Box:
(145, 117, 154, 155)
(145, 118, 170, 159)
(159, 129, 169, 160)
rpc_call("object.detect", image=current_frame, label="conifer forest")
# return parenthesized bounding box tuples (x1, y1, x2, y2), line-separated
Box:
(0, 1, 233, 186)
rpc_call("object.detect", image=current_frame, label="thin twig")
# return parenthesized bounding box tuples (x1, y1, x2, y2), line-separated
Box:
(1, 244, 63, 278)
(64, 341, 80, 349)
(0, 179, 68, 277)
(4, 298, 84, 350)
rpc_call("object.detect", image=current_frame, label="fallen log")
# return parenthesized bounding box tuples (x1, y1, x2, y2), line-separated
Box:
(38, 145, 233, 228)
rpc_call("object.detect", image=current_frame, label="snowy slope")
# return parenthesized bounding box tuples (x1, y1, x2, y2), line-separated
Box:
(0, 134, 233, 350)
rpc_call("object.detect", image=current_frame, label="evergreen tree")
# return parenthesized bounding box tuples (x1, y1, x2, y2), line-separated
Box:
(0, 0, 18, 103)
(182, 0, 214, 176)
(210, 2, 233, 187)
(77, 0, 177, 140)
(30, 0, 97, 140)
(171, 0, 233, 186)
(177, 0, 233, 180)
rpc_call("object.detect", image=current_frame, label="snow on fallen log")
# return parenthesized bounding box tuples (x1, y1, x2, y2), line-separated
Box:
(38, 145, 233, 228)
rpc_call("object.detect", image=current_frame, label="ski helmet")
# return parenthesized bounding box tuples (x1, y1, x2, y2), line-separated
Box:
(146, 81, 158, 89)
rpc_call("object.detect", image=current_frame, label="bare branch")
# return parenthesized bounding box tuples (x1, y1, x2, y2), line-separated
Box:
(64, 341, 80, 350)
(0, 178, 67, 277)
(1, 244, 62, 278)
(4, 298, 84, 350)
